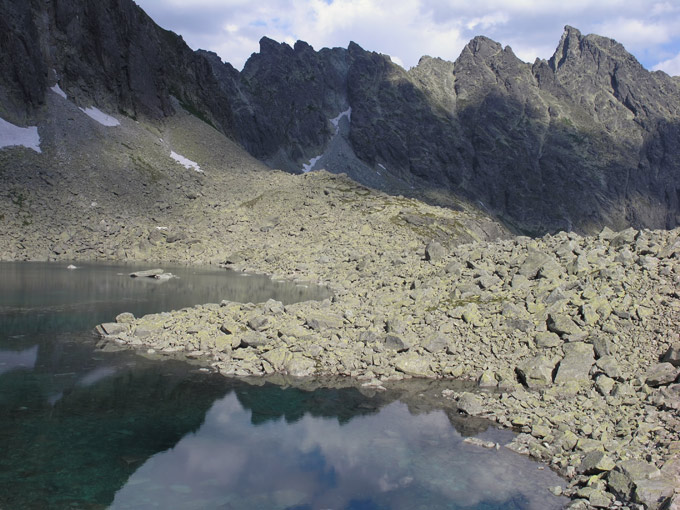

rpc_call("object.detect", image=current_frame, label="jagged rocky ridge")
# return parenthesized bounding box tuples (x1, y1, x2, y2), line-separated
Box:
(3, 0, 680, 235)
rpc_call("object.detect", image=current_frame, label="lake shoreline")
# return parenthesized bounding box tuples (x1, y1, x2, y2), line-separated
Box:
(7, 220, 680, 509)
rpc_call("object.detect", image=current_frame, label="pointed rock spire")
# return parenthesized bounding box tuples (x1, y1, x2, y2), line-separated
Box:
(549, 25, 582, 71)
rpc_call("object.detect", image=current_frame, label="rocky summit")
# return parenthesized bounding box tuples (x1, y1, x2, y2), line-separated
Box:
(1, 0, 680, 508)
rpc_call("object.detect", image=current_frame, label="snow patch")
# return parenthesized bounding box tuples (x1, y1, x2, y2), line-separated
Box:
(302, 155, 322, 173)
(300, 107, 352, 173)
(51, 83, 67, 99)
(79, 106, 120, 127)
(0, 118, 41, 153)
(330, 107, 352, 134)
(378, 163, 386, 170)
(171, 151, 203, 173)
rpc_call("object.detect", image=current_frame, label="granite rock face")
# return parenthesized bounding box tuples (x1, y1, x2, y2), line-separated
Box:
(2, 0, 680, 235)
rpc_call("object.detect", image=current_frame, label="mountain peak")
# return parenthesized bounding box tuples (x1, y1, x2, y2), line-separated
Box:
(465, 36, 503, 58)
(549, 25, 583, 71)
(562, 25, 582, 39)
(258, 36, 293, 55)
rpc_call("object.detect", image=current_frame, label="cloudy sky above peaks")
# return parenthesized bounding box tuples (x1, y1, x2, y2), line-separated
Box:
(134, 0, 680, 75)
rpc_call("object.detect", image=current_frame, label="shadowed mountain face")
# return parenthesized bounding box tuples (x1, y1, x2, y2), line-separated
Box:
(2, 0, 680, 235)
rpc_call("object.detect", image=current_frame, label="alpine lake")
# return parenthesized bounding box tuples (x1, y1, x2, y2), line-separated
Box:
(0, 262, 567, 509)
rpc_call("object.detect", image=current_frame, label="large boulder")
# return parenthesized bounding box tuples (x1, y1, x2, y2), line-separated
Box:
(425, 240, 447, 262)
(645, 363, 680, 388)
(547, 313, 584, 338)
(554, 342, 595, 386)
(516, 355, 555, 388)
(662, 342, 680, 367)
(457, 392, 484, 416)
(394, 352, 433, 377)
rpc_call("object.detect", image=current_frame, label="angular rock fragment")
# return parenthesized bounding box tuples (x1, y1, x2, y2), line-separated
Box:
(662, 342, 680, 367)
(516, 355, 555, 388)
(535, 331, 562, 348)
(384, 334, 410, 352)
(425, 240, 447, 262)
(547, 313, 583, 338)
(457, 392, 484, 416)
(554, 342, 594, 386)
(99, 322, 128, 335)
(644, 363, 679, 387)
(240, 331, 270, 348)
(394, 352, 433, 377)
(579, 450, 616, 474)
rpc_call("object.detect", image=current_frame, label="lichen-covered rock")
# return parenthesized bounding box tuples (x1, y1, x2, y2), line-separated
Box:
(535, 331, 562, 348)
(547, 313, 584, 338)
(384, 334, 410, 352)
(554, 342, 595, 386)
(579, 451, 616, 474)
(240, 331, 270, 348)
(99, 322, 128, 336)
(394, 352, 433, 377)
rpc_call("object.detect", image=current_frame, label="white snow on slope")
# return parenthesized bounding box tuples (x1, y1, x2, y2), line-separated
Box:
(0, 118, 41, 153)
(330, 107, 352, 134)
(171, 151, 203, 172)
(302, 155, 322, 173)
(51, 84, 67, 99)
(300, 107, 352, 173)
(79, 106, 120, 127)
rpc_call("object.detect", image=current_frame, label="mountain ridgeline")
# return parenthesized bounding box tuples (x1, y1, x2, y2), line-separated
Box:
(2, 0, 680, 235)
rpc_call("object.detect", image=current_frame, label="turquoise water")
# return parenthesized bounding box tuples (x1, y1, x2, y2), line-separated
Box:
(0, 262, 567, 510)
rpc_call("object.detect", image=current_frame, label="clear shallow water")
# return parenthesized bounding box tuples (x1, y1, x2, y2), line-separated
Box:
(0, 261, 332, 338)
(0, 262, 567, 510)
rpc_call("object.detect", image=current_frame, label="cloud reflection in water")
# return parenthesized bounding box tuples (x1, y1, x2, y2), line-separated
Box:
(112, 393, 565, 510)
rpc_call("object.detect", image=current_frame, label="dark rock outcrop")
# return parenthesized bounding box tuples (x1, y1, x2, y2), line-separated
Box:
(0, 0, 239, 134)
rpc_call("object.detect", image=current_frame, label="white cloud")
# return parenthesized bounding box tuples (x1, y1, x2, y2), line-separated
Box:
(135, 0, 680, 71)
(465, 12, 510, 31)
(654, 52, 680, 76)
(651, 2, 680, 16)
(594, 18, 672, 48)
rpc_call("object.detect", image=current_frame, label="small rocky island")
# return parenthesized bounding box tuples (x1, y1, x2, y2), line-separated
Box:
(1, 0, 679, 508)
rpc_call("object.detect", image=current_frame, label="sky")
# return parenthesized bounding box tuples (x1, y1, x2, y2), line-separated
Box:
(134, 0, 680, 76)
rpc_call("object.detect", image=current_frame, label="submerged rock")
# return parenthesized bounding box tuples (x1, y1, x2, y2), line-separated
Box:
(129, 268, 164, 278)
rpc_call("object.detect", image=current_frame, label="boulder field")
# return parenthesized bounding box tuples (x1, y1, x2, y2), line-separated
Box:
(97, 220, 680, 509)
(1, 107, 678, 508)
